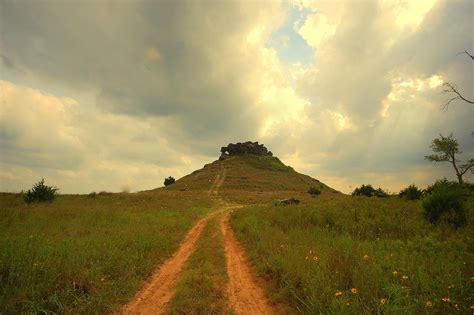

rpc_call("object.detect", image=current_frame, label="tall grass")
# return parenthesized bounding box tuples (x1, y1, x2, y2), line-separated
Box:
(0, 192, 210, 313)
(230, 195, 473, 314)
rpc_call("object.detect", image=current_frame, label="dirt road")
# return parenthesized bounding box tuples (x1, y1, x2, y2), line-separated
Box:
(123, 167, 274, 314)
(220, 215, 275, 314)
(122, 211, 216, 314)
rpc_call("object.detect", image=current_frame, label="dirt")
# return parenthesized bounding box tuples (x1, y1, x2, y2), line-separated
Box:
(220, 214, 275, 315)
(123, 167, 274, 314)
(121, 211, 216, 314)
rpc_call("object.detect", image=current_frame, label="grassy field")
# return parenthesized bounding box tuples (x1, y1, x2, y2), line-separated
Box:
(0, 191, 211, 314)
(230, 194, 474, 314)
(168, 216, 231, 314)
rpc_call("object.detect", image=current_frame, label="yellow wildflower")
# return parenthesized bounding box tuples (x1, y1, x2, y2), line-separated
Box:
(363, 254, 369, 260)
(351, 288, 358, 294)
(401, 275, 408, 280)
(335, 291, 343, 297)
(441, 297, 451, 303)
(425, 301, 432, 308)
(380, 298, 386, 305)
(392, 271, 398, 276)
(312, 256, 319, 261)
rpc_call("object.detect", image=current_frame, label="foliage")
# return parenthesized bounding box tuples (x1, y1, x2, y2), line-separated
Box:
(308, 186, 321, 196)
(230, 194, 473, 314)
(399, 184, 423, 200)
(23, 178, 58, 204)
(352, 184, 388, 197)
(164, 176, 176, 186)
(0, 192, 210, 313)
(424, 134, 473, 184)
(421, 180, 468, 228)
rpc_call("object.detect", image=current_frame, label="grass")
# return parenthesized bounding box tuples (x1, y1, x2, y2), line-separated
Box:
(230, 194, 474, 314)
(168, 216, 231, 314)
(0, 191, 211, 314)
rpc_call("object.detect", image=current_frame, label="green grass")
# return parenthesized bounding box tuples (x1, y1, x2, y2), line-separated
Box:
(230, 194, 474, 314)
(0, 192, 211, 314)
(168, 216, 231, 314)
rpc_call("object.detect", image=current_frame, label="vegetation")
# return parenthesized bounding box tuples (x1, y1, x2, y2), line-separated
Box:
(230, 194, 473, 314)
(308, 186, 321, 196)
(352, 184, 388, 198)
(164, 176, 176, 186)
(23, 178, 58, 204)
(422, 180, 468, 228)
(0, 191, 210, 314)
(424, 134, 473, 184)
(168, 217, 230, 314)
(399, 184, 423, 200)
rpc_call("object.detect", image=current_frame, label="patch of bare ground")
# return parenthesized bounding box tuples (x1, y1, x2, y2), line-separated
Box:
(121, 211, 216, 314)
(220, 214, 276, 315)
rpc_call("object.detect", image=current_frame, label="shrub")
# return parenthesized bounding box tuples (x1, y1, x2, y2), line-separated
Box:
(308, 186, 321, 196)
(352, 184, 376, 197)
(421, 180, 467, 228)
(374, 187, 389, 198)
(352, 184, 389, 198)
(164, 176, 176, 186)
(23, 178, 58, 204)
(399, 184, 423, 200)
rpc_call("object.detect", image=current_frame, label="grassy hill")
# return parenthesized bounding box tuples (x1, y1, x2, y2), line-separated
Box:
(164, 154, 338, 203)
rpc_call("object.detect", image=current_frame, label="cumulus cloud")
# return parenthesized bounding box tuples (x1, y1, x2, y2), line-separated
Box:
(0, 0, 472, 193)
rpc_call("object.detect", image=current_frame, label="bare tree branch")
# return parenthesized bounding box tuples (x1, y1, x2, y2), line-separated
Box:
(457, 50, 474, 60)
(442, 82, 474, 110)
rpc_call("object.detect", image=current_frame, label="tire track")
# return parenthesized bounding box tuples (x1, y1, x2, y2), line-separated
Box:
(220, 214, 275, 315)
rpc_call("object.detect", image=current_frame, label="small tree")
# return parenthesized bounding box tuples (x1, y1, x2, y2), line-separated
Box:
(421, 179, 467, 228)
(23, 178, 58, 204)
(164, 176, 175, 186)
(399, 184, 423, 200)
(424, 134, 473, 184)
(308, 186, 321, 196)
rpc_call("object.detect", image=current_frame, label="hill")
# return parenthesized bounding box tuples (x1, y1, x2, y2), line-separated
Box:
(160, 142, 338, 202)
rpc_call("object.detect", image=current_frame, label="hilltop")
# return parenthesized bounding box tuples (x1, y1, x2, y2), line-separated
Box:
(161, 142, 338, 202)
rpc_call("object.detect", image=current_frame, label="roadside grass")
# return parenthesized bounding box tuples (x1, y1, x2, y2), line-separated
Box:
(230, 194, 474, 314)
(0, 191, 211, 314)
(168, 215, 232, 314)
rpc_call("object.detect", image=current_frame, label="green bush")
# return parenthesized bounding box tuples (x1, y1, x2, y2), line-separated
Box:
(352, 184, 389, 198)
(164, 176, 176, 186)
(399, 184, 423, 200)
(308, 186, 321, 196)
(23, 178, 58, 204)
(421, 180, 467, 228)
(352, 184, 376, 197)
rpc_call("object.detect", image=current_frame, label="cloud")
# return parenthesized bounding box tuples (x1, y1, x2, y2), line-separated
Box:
(0, 0, 472, 194)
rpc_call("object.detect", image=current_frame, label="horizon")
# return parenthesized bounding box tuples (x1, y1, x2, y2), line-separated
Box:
(1, 0, 473, 194)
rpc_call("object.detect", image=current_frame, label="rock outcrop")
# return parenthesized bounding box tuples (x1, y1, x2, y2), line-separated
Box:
(220, 141, 272, 160)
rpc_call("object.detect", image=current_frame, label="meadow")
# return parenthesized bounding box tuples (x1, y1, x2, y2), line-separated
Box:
(0, 191, 211, 314)
(230, 194, 474, 314)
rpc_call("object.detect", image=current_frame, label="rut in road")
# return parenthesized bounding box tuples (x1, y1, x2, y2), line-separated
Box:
(122, 211, 217, 314)
(220, 214, 275, 314)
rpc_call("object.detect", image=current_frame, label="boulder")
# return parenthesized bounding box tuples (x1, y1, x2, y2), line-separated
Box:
(273, 198, 300, 206)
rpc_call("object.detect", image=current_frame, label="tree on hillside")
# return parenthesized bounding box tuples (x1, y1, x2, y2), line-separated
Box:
(424, 134, 473, 184)
(442, 50, 474, 110)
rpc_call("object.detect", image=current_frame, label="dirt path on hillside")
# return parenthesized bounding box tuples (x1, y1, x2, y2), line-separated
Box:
(220, 214, 275, 315)
(123, 165, 273, 314)
(208, 166, 226, 196)
(122, 211, 217, 314)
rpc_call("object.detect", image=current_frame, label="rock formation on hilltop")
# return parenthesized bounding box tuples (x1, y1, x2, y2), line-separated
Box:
(220, 141, 273, 160)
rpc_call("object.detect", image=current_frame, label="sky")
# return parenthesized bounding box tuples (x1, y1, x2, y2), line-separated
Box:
(0, 0, 473, 194)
